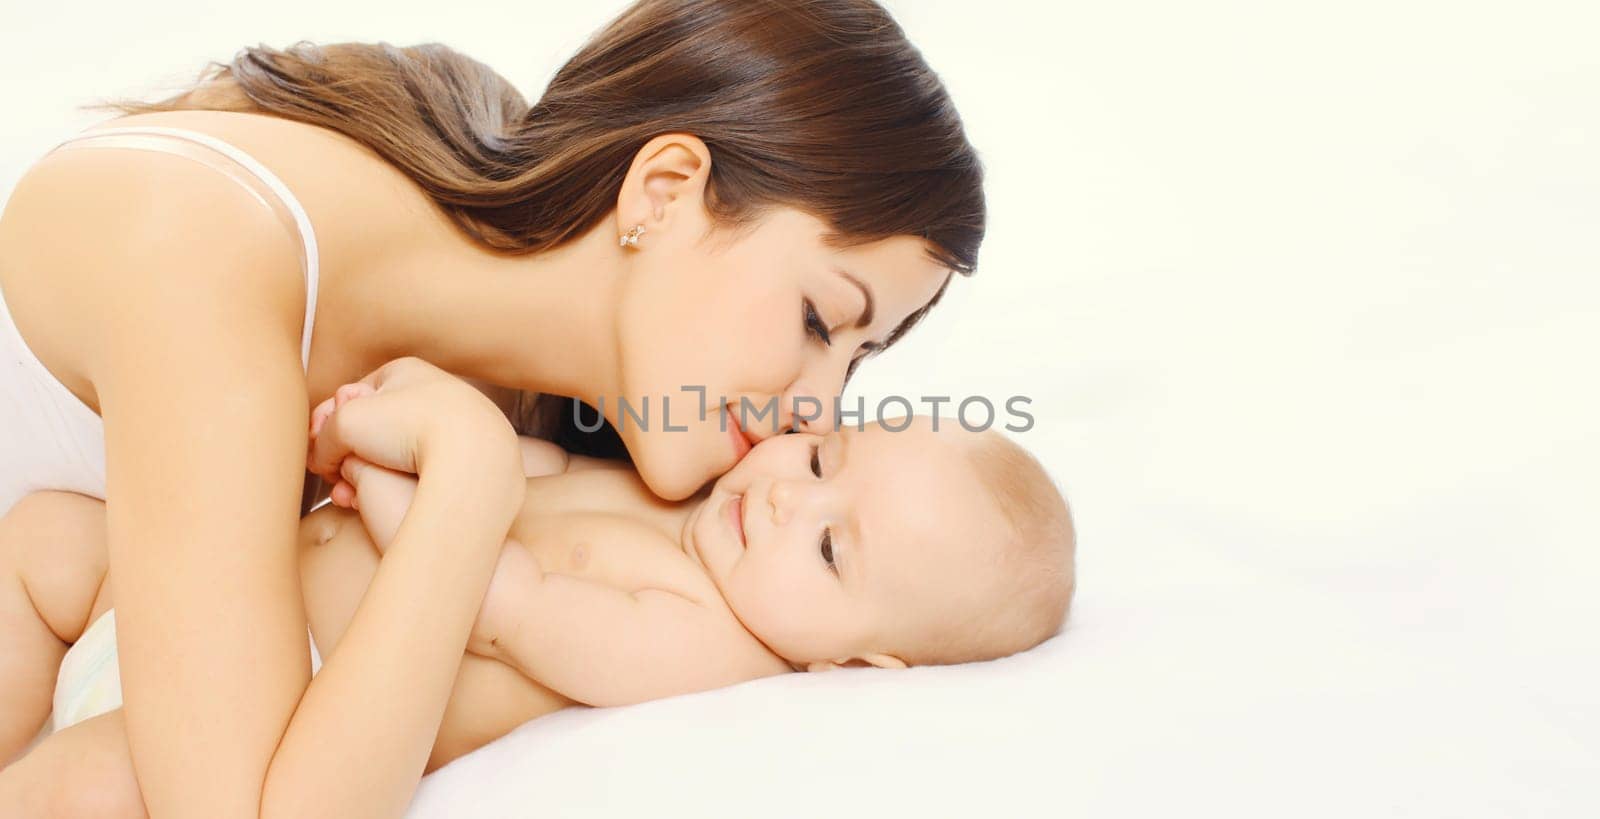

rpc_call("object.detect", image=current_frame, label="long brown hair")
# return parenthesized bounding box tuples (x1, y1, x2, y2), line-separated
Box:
(92, 0, 986, 454)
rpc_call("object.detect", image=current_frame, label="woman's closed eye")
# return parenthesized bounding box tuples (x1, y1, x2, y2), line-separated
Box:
(803, 299, 831, 346)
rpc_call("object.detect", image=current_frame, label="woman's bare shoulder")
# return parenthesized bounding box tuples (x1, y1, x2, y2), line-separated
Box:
(95, 109, 452, 241)
(8, 110, 446, 282)
(1, 114, 343, 295)
(0, 138, 316, 408)
(0, 110, 445, 400)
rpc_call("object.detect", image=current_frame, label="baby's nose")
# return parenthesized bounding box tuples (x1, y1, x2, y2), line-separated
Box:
(769, 481, 793, 525)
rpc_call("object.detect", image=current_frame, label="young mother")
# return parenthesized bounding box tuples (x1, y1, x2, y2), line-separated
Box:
(0, 0, 983, 815)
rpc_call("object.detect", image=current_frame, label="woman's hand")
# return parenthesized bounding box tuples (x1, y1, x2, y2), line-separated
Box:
(334, 456, 418, 552)
(305, 357, 524, 528)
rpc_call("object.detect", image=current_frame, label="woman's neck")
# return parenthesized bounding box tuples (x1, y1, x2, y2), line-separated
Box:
(326, 216, 626, 404)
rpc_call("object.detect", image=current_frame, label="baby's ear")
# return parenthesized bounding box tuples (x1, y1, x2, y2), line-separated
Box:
(805, 653, 907, 673)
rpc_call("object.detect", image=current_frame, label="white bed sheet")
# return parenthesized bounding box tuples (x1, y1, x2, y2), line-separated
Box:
(410, 546, 1596, 818)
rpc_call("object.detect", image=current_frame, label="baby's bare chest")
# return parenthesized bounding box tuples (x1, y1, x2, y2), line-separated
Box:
(510, 511, 724, 607)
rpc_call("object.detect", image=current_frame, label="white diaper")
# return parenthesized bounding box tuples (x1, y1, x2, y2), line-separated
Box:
(51, 608, 323, 733)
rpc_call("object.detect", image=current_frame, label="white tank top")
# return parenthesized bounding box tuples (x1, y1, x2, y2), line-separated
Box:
(0, 125, 321, 516)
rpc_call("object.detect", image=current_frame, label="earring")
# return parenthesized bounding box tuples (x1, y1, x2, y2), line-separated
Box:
(619, 224, 646, 248)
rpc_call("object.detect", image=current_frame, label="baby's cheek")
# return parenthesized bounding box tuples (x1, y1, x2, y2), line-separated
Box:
(738, 575, 799, 626)
(722, 574, 766, 620)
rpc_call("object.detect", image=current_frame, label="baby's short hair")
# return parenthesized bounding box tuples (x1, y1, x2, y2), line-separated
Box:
(901, 429, 1076, 666)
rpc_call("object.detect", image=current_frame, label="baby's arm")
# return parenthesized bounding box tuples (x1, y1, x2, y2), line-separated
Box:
(517, 436, 569, 478)
(471, 545, 782, 707)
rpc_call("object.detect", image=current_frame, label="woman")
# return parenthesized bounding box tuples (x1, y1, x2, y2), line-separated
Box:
(0, 0, 984, 814)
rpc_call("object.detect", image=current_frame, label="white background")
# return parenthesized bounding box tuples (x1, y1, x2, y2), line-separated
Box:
(3, 1, 1597, 816)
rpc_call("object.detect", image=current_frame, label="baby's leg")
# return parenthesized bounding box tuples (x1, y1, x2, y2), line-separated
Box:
(0, 709, 144, 818)
(0, 491, 113, 765)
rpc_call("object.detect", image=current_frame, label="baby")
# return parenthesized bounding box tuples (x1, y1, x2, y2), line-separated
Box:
(0, 393, 1074, 816)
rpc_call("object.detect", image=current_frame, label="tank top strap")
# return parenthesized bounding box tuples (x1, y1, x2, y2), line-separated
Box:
(53, 125, 322, 372)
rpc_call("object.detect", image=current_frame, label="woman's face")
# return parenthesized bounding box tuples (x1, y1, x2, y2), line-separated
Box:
(611, 154, 950, 500)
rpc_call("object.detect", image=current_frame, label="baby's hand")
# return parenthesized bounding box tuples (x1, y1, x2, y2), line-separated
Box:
(337, 456, 419, 554)
(304, 358, 523, 532)
(311, 380, 418, 551)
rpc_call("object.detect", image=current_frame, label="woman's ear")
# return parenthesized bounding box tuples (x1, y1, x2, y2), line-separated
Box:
(617, 132, 712, 236)
(805, 653, 908, 672)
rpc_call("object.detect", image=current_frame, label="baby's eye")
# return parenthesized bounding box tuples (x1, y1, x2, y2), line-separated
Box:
(803, 300, 832, 346)
(809, 443, 823, 478)
(819, 529, 837, 575)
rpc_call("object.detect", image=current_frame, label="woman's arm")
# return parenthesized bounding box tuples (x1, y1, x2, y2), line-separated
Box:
(297, 504, 574, 776)
(37, 151, 518, 817)
(75, 152, 321, 818)
(288, 357, 526, 817)
(265, 443, 518, 817)
(104, 337, 521, 818)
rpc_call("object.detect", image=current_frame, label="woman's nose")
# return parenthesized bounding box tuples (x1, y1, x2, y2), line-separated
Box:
(788, 348, 857, 434)
(782, 384, 829, 435)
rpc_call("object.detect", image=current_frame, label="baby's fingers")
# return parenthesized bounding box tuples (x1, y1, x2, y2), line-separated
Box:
(330, 478, 358, 510)
(340, 455, 421, 552)
(331, 455, 376, 510)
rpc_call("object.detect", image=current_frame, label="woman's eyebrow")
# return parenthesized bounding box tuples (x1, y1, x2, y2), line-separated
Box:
(834, 267, 875, 328)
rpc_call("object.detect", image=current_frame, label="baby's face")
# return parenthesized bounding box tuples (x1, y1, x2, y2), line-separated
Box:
(683, 416, 1006, 667)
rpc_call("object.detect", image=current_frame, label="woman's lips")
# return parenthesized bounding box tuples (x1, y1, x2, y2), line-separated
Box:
(725, 493, 747, 549)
